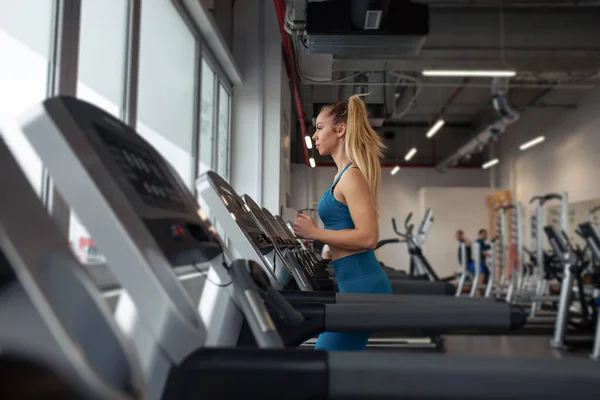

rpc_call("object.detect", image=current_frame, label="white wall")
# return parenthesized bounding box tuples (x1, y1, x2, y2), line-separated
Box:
(496, 89, 600, 205)
(290, 164, 491, 272)
(419, 187, 497, 277)
(230, 0, 290, 211)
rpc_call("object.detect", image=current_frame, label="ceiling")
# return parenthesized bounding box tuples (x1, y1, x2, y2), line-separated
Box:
(287, 0, 600, 167)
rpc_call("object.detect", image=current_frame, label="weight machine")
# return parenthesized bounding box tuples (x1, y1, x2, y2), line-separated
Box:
(528, 193, 569, 318)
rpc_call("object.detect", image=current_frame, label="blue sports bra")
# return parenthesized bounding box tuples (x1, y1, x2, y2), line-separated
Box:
(318, 163, 355, 231)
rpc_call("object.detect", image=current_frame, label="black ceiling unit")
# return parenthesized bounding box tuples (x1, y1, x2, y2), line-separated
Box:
(306, 0, 429, 56)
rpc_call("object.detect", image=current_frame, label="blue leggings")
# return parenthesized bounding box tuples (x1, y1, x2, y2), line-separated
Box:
(314, 251, 393, 352)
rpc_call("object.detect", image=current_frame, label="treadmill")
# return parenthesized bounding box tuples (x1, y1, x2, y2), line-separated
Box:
(281, 210, 455, 295)
(197, 169, 527, 314)
(241, 194, 324, 291)
(0, 135, 144, 400)
(20, 96, 600, 399)
(241, 196, 447, 350)
(576, 222, 600, 360)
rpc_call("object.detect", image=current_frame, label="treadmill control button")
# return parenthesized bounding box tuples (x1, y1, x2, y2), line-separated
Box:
(171, 225, 185, 239)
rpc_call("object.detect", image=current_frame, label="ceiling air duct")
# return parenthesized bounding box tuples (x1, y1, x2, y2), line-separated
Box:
(305, 0, 429, 56)
(436, 77, 520, 171)
(353, 72, 369, 95)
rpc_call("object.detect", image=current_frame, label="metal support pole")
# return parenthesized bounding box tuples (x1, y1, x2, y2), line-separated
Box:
(485, 241, 496, 298)
(515, 203, 525, 292)
(499, 209, 508, 288)
(470, 241, 481, 297)
(456, 242, 467, 297)
(550, 251, 573, 349)
(530, 201, 545, 318)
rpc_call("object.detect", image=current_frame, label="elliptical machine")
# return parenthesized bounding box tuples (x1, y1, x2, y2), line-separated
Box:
(390, 210, 454, 283)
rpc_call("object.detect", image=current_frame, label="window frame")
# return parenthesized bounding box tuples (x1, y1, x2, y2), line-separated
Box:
(38, 0, 235, 287)
(216, 80, 232, 180)
(198, 54, 217, 177)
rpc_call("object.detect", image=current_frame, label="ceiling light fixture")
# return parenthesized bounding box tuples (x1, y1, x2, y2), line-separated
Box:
(404, 147, 417, 161)
(309, 157, 316, 168)
(391, 165, 400, 176)
(482, 159, 499, 169)
(519, 136, 545, 151)
(422, 70, 516, 78)
(426, 119, 445, 138)
(304, 135, 313, 149)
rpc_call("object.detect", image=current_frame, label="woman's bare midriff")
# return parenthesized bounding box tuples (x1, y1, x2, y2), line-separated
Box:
(329, 245, 367, 261)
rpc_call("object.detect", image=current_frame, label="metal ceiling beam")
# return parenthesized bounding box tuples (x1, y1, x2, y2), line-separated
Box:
(329, 7, 600, 73)
(427, 7, 600, 49)
(421, 0, 598, 7)
(332, 52, 600, 74)
(306, 79, 599, 89)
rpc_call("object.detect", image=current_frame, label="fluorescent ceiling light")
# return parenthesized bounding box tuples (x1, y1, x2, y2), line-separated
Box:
(426, 119, 445, 138)
(391, 166, 400, 175)
(304, 135, 313, 149)
(404, 147, 417, 161)
(422, 70, 516, 78)
(519, 136, 545, 151)
(309, 157, 316, 168)
(482, 159, 499, 169)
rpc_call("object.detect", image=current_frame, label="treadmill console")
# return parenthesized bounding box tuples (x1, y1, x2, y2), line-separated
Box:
(578, 222, 600, 260)
(203, 172, 273, 255)
(242, 195, 287, 249)
(50, 97, 222, 266)
(262, 209, 295, 248)
(544, 226, 569, 255)
(96, 123, 186, 213)
(274, 215, 298, 246)
(418, 208, 434, 236)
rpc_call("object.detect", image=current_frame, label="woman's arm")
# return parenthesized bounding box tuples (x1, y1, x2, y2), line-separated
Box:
(294, 168, 379, 251)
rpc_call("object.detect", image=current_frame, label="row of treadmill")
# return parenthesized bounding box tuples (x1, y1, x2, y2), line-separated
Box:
(1, 96, 599, 399)
(455, 193, 600, 356)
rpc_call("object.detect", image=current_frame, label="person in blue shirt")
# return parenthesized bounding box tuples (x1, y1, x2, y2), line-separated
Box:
(455, 230, 474, 272)
(475, 229, 491, 284)
(456, 229, 490, 296)
(293, 94, 392, 352)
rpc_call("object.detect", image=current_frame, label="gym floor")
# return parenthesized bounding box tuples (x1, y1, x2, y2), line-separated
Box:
(444, 335, 592, 359)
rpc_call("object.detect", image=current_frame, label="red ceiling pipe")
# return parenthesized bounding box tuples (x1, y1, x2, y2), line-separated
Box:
(274, 0, 310, 166)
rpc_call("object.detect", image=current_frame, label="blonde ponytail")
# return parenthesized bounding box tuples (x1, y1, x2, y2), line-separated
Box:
(345, 94, 386, 213)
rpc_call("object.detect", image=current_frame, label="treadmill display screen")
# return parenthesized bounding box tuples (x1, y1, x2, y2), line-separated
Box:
(273, 214, 296, 241)
(217, 185, 260, 232)
(578, 223, 600, 259)
(243, 197, 285, 247)
(579, 223, 600, 244)
(95, 123, 186, 212)
(204, 172, 273, 253)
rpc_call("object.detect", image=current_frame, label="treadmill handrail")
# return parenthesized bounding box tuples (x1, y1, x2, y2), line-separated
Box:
(391, 218, 405, 238)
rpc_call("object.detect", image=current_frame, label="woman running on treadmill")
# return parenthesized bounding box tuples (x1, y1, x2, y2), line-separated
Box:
(293, 94, 393, 352)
